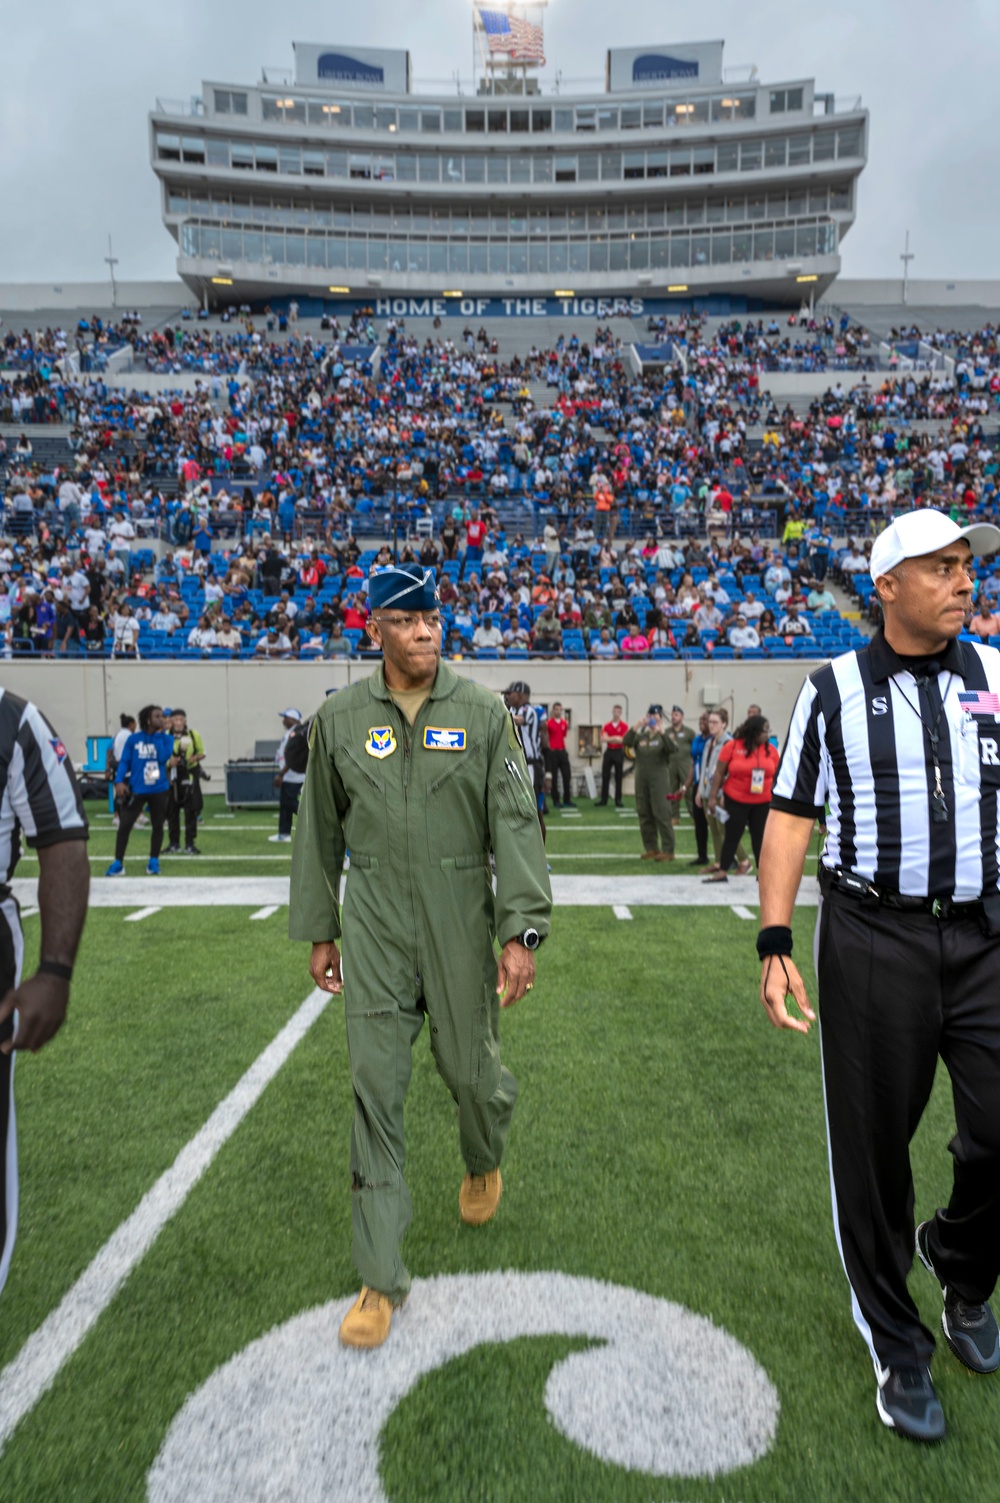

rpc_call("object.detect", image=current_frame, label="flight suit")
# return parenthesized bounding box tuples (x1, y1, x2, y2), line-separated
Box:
(289, 662, 552, 1303)
(665, 722, 695, 818)
(624, 725, 675, 855)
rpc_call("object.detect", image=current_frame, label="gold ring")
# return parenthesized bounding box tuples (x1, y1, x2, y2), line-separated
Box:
(526, 983, 534, 990)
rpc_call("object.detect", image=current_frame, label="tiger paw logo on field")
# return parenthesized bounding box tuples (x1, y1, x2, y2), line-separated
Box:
(365, 726, 397, 759)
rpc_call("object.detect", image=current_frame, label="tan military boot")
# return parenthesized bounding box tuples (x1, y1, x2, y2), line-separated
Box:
(460, 1168, 503, 1225)
(339, 1286, 394, 1348)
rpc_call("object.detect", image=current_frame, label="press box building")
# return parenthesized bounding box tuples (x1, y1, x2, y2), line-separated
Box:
(150, 37, 868, 313)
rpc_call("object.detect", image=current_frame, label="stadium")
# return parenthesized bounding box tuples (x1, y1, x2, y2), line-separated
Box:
(2, 7, 1000, 1501)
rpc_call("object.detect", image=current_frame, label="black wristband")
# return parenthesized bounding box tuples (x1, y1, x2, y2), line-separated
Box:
(756, 926, 793, 959)
(38, 960, 73, 982)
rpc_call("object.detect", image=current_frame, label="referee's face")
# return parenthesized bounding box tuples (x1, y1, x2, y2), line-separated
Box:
(880, 542, 975, 652)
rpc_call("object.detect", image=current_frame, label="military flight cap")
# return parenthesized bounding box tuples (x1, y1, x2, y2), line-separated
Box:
(368, 564, 439, 611)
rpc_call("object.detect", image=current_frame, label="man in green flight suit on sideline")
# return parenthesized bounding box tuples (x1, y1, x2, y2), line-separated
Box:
(665, 704, 695, 827)
(624, 704, 676, 861)
(289, 563, 552, 1350)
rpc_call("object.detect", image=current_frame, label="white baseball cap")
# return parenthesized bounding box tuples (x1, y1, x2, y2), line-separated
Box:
(279, 708, 303, 723)
(869, 510, 1000, 581)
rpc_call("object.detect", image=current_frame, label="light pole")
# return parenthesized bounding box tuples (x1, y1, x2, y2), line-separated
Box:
(900, 230, 914, 307)
(105, 234, 119, 310)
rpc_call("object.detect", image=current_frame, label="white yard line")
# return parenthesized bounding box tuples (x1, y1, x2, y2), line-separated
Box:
(124, 907, 161, 923)
(0, 987, 331, 1458)
(731, 905, 756, 920)
(612, 905, 633, 921)
(18, 908, 38, 920)
(249, 906, 280, 921)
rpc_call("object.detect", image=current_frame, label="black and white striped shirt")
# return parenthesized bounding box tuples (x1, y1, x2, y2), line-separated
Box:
(0, 689, 88, 894)
(773, 628, 1000, 901)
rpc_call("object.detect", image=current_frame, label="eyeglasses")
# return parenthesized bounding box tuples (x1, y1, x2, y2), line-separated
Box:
(373, 613, 442, 631)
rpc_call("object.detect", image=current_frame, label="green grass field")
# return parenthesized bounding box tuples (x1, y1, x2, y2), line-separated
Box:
(1, 874, 994, 1502)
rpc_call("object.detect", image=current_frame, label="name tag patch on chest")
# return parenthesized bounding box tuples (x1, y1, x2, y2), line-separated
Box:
(365, 727, 397, 759)
(423, 727, 467, 751)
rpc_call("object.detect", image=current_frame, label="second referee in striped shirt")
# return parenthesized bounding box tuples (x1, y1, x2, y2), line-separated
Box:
(758, 509, 1000, 1444)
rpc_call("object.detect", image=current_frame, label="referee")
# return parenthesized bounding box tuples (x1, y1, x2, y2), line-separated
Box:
(758, 509, 1000, 1443)
(0, 688, 89, 1300)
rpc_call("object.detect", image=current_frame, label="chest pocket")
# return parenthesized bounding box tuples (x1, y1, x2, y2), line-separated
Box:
(337, 743, 390, 861)
(427, 740, 487, 860)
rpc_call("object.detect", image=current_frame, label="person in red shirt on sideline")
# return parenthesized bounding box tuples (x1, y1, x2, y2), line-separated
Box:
(702, 714, 780, 882)
(545, 702, 573, 808)
(596, 704, 629, 807)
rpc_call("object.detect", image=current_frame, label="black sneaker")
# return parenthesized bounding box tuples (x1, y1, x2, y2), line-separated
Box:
(916, 1220, 1000, 1374)
(876, 1365, 946, 1442)
(164, 844, 181, 854)
(185, 844, 202, 856)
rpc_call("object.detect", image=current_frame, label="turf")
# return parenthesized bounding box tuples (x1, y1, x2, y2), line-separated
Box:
(1, 904, 995, 1502)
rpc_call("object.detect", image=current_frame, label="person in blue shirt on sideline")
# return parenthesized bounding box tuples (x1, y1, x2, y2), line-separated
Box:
(105, 705, 178, 876)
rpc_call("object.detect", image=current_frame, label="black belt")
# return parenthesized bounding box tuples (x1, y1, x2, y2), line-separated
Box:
(819, 865, 984, 920)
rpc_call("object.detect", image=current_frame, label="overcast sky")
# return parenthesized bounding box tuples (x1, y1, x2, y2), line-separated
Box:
(3, 0, 996, 287)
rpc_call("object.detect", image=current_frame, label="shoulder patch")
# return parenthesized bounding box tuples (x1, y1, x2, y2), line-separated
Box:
(365, 726, 397, 759)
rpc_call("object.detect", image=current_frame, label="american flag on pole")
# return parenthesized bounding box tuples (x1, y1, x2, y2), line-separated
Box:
(958, 690, 1000, 715)
(478, 8, 546, 63)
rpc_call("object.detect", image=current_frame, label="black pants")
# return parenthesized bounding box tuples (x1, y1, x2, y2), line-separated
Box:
(601, 748, 624, 805)
(817, 889, 1000, 1370)
(0, 897, 19, 1300)
(690, 791, 709, 863)
(717, 799, 770, 872)
(547, 748, 571, 804)
(278, 779, 302, 836)
(115, 790, 169, 862)
(167, 777, 203, 848)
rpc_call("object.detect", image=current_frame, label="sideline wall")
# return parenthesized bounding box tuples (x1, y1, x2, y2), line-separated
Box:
(0, 660, 818, 779)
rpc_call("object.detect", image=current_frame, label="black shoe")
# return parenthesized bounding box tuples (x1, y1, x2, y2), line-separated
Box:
(916, 1221, 1000, 1374)
(185, 844, 202, 856)
(594, 800, 608, 806)
(563, 800, 577, 807)
(164, 844, 181, 854)
(876, 1366, 946, 1442)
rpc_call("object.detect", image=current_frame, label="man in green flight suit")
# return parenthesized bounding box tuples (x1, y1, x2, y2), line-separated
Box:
(665, 704, 695, 827)
(624, 704, 675, 861)
(289, 564, 552, 1350)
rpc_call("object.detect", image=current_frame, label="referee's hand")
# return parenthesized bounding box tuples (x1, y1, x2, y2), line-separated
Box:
(0, 973, 70, 1054)
(759, 955, 816, 1035)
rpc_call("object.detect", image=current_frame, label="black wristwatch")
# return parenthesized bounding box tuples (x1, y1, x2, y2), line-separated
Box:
(517, 928, 542, 950)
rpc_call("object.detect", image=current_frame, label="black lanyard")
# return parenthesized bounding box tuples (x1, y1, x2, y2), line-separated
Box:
(892, 671, 952, 824)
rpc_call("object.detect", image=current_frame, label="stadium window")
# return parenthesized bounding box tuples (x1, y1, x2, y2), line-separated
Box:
(335, 205, 354, 229)
(418, 155, 440, 182)
(352, 205, 372, 230)
(774, 226, 795, 258)
(646, 149, 668, 179)
(307, 100, 328, 126)
(395, 154, 417, 181)
(578, 153, 600, 181)
(686, 200, 705, 226)
(588, 241, 608, 272)
(766, 191, 787, 218)
(769, 90, 787, 113)
(167, 192, 188, 212)
(725, 195, 746, 222)
(215, 91, 245, 115)
(821, 220, 838, 251)
(812, 131, 836, 162)
(753, 226, 774, 260)
(428, 242, 447, 272)
(408, 244, 428, 274)
(567, 206, 586, 234)
(533, 156, 553, 182)
(575, 107, 596, 132)
(808, 187, 828, 212)
(466, 109, 485, 132)
(510, 110, 530, 133)
(607, 207, 625, 232)
(529, 242, 547, 272)
(444, 109, 462, 132)
(411, 208, 431, 232)
(351, 104, 372, 130)
(328, 238, 347, 269)
(706, 198, 725, 224)
(376, 106, 398, 132)
(368, 240, 388, 270)
(717, 142, 739, 172)
(255, 144, 278, 173)
(608, 240, 628, 271)
(621, 106, 641, 130)
(157, 133, 181, 162)
(180, 224, 199, 255)
(510, 155, 532, 183)
(292, 203, 312, 226)
(262, 96, 281, 122)
(221, 228, 243, 261)
(746, 194, 765, 220)
(764, 137, 787, 168)
(421, 110, 441, 133)
(486, 156, 508, 183)
(554, 156, 576, 183)
(488, 110, 508, 132)
(623, 152, 645, 180)
(488, 243, 508, 274)
(280, 148, 302, 175)
(449, 242, 469, 273)
(669, 148, 691, 177)
(796, 223, 818, 256)
(642, 103, 664, 128)
(450, 209, 468, 232)
(306, 237, 325, 268)
(601, 152, 622, 180)
(349, 155, 372, 180)
(651, 238, 670, 269)
(690, 99, 709, 124)
(837, 125, 862, 157)
(629, 238, 649, 269)
(243, 230, 263, 261)
(532, 109, 552, 132)
(569, 242, 588, 272)
(598, 107, 618, 131)
(666, 201, 684, 228)
(739, 140, 762, 171)
(388, 239, 407, 270)
(548, 208, 567, 232)
(588, 206, 606, 231)
(399, 108, 420, 132)
(690, 233, 710, 265)
(787, 189, 807, 217)
(711, 230, 731, 264)
(788, 135, 811, 166)
(469, 243, 488, 273)
(347, 241, 367, 270)
(787, 88, 804, 111)
(464, 155, 485, 182)
(550, 242, 568, 272)
(554, 108, 573, 132)
(692, 145, 714, 175)
(201, 227, 221, 258)
(372, 155, 394, 181)
(469, 206, 488, 233)
(627, 204, 644, 230)
(207, 138, 230, 168)
(509, 242, 528, 273)
(732, 229, 752, 262)
(829, 183, 850, 210)
(646, 204, 664, 228)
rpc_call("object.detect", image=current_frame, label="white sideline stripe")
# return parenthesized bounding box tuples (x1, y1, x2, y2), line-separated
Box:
(17, 908, 38, 920)
(249, 906, 279, 921)
(18, 855, 293, 865)
(0, 986, 331, 1457)
(612, 904, 633, 921)
(732, 905, 756, 920)
(124, 907, 161, 923)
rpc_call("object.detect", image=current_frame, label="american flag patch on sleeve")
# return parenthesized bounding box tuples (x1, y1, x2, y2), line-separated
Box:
(958, 690, 1000, 715)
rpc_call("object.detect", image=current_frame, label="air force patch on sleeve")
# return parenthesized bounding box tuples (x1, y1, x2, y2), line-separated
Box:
(423, 727, 467, 751)
(365, 726, 397, 759)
